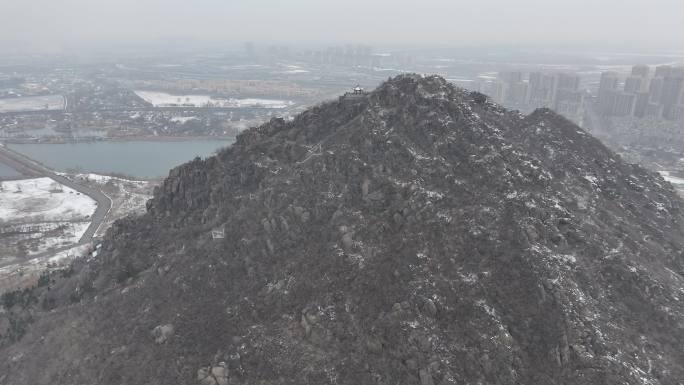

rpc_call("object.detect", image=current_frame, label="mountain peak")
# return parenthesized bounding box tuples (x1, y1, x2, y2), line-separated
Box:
(2, 75, 683, 385)
(374, 73, 453, 95)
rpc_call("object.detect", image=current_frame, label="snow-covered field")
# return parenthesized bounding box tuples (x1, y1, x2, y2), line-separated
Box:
(0, 222, 89, 256)
(0, 95, 65, 113)
(134, 91, 293, 109)
(0, 177, 96, 223)
(0, 177, 96, 261)
(0, 173, 153, 292)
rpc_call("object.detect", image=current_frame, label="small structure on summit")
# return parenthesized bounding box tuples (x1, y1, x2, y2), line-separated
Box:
(342, 84, 368, 102)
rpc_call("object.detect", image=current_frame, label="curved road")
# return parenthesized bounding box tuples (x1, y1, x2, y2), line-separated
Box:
(0, 144, 111, 263)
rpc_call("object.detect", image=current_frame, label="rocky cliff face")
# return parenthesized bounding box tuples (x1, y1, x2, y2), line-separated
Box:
(1, 75, 683, 385)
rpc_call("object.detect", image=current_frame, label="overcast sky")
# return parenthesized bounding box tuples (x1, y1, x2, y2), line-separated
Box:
(1, 0, 682, 52)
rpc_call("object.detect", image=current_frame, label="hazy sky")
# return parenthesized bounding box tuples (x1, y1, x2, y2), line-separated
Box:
(1, 0, 682, 52)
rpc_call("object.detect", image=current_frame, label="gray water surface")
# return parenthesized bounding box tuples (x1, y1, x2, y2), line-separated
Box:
(8, 139, 234, 178)
(0, 161, 20, 178)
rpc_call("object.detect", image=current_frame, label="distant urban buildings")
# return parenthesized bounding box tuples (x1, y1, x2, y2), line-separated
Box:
(598, 65, 684, 121)
(307, 44, 404, 69)
(483, 64, 684, 125)
(484, 71, 585, 124)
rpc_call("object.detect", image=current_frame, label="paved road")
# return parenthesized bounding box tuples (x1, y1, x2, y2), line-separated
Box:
(0, 143, 111, 254)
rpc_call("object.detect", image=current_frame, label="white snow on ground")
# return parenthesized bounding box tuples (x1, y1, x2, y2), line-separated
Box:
(0, 178, 96, 259)
(584, 175, 599, 185)
(134, 90, 293, 109)
(28, 222, 89, 255)
(0, 177, 97, 222)
(44, 243, 92, 264)
(233, 98, 293, 108)
(658, 171, 684, 186)
(134, 91, 212, 107)
(0, 94, 65, 113)
(69, 173, 147, 186)
(658, 171, 684, 196)
(170, 116, 198, 124)
(1, 222, 90, 256)
(280, 64, 310, 74)
(227, 64, 266, 70)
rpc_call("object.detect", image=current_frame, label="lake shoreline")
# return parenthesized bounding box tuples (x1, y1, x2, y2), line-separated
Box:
(6, 139, 234, 179)
(0, 134, 236, 145)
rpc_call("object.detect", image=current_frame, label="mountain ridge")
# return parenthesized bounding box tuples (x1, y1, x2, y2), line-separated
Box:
(1, 74, 682, 385)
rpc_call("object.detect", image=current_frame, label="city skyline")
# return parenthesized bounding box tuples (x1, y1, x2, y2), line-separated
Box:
(481, 63, 684, 127)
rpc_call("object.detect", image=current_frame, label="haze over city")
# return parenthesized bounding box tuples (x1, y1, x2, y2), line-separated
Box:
(2, 0, 684, 52)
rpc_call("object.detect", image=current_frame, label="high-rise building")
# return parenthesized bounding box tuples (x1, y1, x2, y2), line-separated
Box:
(487, 81, 506, 103)
(672, 67, 684, 78)
(528, 72, 555, 108)
(633, 92, 650, 118)
(500, 71, 524, 83)
(613, 92, 637, 116)
(631, 65, 650, 78)
(550, 73, 582, 118)
(599, 72, 619, 94)
(598, 90, 617, 115)
(624, 76, 644, 93)
(505, 81, 529, 105)
(649, 77, 665, 103)
(598, 72, 620, 115)
(661, 76, 684, 119)
(672, 104, 684, 122)
(655, 65, 673, 78)
(554, 73, 580, 92)
(644, 102, 664, 118)
(555, 89, 584, 118)
(662, 77, 684, 105)
(599, 89, 636, 117)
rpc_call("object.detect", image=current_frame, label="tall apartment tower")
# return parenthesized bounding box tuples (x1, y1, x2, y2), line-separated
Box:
(631, 65, 650, 78)
(661, 76, 684, 119)
(528, 72, 556, 108)
(552, 73, 583, 119)
(624, 76, 644, 93)
(649, 77, 665, 103)
(599, 72, 620, 95)
(655, 65, 673, 78)
(598, 72, 620, 115)
(613, 93, 637, 116)
(672, 67, 684, 78)
(633, 92, 651, 118)
(554, 73, 580, 92)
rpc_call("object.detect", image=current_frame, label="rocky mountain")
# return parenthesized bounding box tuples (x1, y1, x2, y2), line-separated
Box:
(1, 74, 683, 385)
